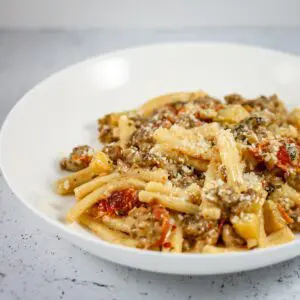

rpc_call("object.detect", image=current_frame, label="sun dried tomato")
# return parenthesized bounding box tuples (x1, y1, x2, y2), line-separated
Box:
(277, 145, 291, 166)
(97, 189, 141, 216)
(163, 242, 171, 248)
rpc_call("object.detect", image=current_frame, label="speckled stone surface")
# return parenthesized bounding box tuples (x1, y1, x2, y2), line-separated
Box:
(1, 29, 300, 300)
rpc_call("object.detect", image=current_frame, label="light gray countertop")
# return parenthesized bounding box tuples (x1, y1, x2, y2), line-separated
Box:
(1, 28, 300, 300)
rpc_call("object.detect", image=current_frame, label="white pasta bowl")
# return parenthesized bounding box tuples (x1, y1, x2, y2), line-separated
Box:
(1, 43, 300, 275)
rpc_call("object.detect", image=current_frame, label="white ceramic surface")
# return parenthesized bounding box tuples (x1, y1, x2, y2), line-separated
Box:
(1, 42, 300, 275)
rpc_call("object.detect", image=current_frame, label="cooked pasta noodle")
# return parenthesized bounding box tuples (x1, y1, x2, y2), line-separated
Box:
(55, 91, 300, 252)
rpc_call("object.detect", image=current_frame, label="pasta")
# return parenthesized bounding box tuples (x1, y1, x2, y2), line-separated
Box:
(138, 191, 199, 213)
(200, 160, 222, 220)
(79, 215, 137, 247)
(154, 125, 212, 160)
(67, 178, 146, 222)
(55, 91, 300, 253)
(216, 129, 245, 192)
(119, 115, 136, 149)
(74, 173, 121, 200)
(56, 151, 112, 195)
(162, 218, 183, 253)
(101, 215, 133, 233)
(123, 168, 168, 183)
(139, 91, 207, 117)
(151, 144, 209, 172)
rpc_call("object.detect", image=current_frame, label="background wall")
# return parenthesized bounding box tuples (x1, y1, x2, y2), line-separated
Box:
(0, 0, 300, 29)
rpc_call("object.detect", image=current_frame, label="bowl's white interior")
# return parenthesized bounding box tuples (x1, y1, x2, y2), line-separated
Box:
(1, 43, 300, 274)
